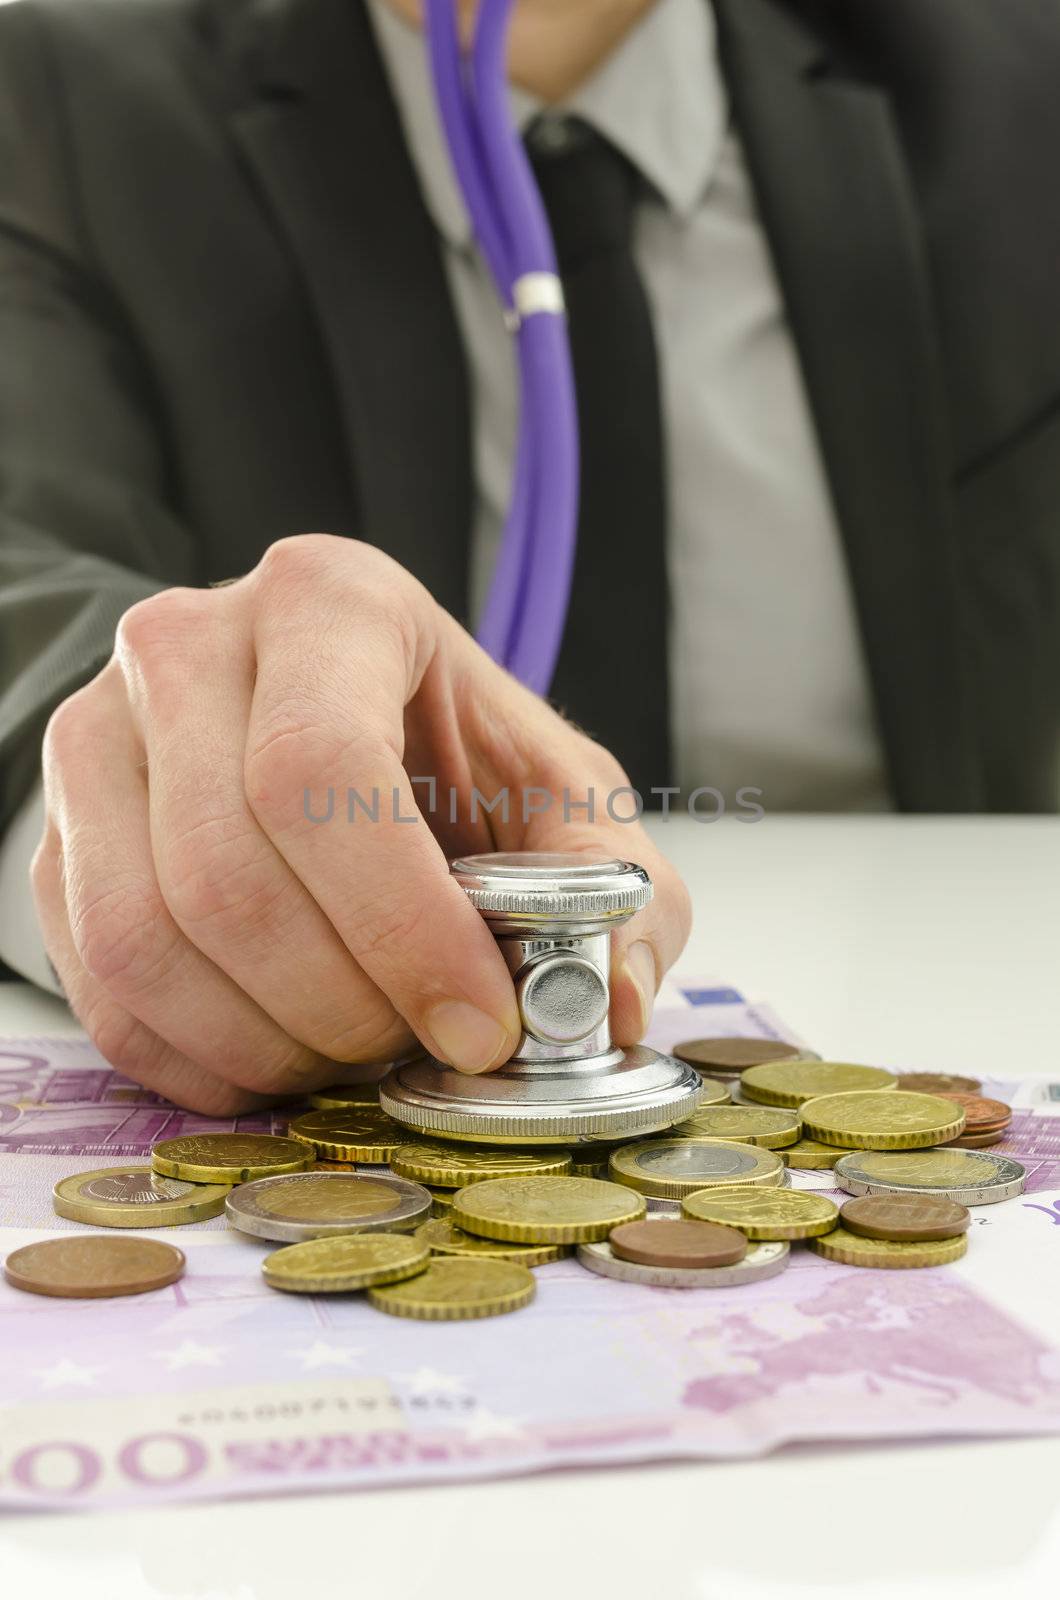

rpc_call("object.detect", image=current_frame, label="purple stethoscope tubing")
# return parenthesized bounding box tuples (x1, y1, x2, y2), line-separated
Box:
(423, 0, 579, 695)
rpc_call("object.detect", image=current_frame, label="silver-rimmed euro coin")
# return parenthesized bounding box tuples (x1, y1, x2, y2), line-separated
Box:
(833, 1149, 1026, 1206)
(225, 1171, 431, 1242)
(576, 1238, 790, 1289)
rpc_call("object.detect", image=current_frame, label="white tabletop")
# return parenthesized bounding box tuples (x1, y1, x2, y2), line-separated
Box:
(2, 815, 1059, 1598)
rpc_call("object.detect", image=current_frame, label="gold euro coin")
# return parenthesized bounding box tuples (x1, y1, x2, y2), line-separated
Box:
(811, 1226, 968, 1269)
(287, 1107, 414, 1162)
(368, 1256, 536, 1320)
(741, 1061, 898, 1107)
(389, 1141, 572, 1187)
(453, 1176, 645, 1243)
(681, 1185, 839, 1240)
(151, 1134, 311, 1184)
(800, 1090, 965, 1149)
(566, 1147, 616, 1177)
(308, 1082, 381, 1110)
(670, 1105, 801, 1148)
(609, 1139, 784, 1200)
(415, 1217, 566, 1266)
(53, 1165, 230, 1228)
(263, 1233, 430, 1293)
(686, 1078, 732, 1107)
(427, 1185, 455, 1215)
(781, 1139, 848, 1170)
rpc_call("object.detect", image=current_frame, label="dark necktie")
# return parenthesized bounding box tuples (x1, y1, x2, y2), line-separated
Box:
(526, 115, 672, 802)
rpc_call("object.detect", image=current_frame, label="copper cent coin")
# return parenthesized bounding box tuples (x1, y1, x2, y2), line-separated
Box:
(840, 1193, 971, 1242)
(672, 1038, 805, 1077)
(943, 1129, 1009, 1149)
(898, 1072, 982, 1095)
(609, 1218, 748, 1269)
(933, 1094, 1011, 1132)
(3, 1236, 185, 1299)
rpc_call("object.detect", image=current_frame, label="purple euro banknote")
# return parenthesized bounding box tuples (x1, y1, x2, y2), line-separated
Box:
(1, 985, 1059, 1511)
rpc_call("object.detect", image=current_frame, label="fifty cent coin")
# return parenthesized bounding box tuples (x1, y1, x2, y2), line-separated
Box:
(152, 1134, 311, 1183)
(226, 1171, 431, 1242)
(389, 1141, 572, 1188)
(287, 1107, 416, 1163)
(812, 1227, 968, 1270)
(4, 1236, 185, 1298)
(368, 1257, 536, 1320)
(670, 1104, 801, 1148)
(682, 1186, 839, 1240)
(800, 1090, 965, 1150)
(262, 1233, 430, 1293)
(741, 1061, 897, 1107)
(781, 1139, 846, 1170)
(453, 1176, 645, 1244)
(415, 1218, 567, 1267)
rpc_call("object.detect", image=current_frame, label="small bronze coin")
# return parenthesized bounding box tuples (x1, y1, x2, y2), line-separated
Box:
(933, 1094, 1012, 1132)
(942, 1129, 1009, 1149)
(3, 1236, 186, 1299)
(898, 1072, 982, 1095)
(672, 1038, 804, 1076)
(840, 1193, 971, 1242)
(609, 1218, 748, 1269)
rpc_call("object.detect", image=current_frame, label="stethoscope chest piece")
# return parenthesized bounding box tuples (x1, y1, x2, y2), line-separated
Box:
(380, 852, 703, 1145)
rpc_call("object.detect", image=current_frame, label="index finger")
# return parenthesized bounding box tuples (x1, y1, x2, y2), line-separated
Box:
(245, 551, 521, 1074)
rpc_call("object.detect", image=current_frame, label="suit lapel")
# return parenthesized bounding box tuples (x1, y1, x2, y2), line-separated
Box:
(210, 0, 472, 621)
(714, 0, 983, 809)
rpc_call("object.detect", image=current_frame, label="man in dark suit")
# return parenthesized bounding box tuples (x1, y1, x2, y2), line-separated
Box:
(0, 0, 1057, 1110)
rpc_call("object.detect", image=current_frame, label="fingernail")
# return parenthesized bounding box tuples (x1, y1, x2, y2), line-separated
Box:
(426, 1001, 511, 1074)
(624, 941, 657, 1035)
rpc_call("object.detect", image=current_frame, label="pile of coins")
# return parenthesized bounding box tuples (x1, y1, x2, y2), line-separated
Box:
(2, 1039, 1025, 1317)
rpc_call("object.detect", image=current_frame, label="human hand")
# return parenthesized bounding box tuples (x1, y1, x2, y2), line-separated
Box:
(32, 536, 690, 1111)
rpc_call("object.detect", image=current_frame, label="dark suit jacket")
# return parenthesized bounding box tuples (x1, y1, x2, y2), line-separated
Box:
(1, 0, 1059, 824)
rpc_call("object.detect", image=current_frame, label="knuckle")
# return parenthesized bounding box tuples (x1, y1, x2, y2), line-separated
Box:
(87, 1007, 148, 1076)
(354, 890, 432, 972)
(311, 1000, 409, 1065)
(256, 535, 424, 649)
(213, 1039, 321, 1099)
(245, 720, 387, 824)
(86, 1009, 253, 1116)
(42, 685, 101, 768)
(28, 830, 57, 897)
(177, 1079, 257, 1117)
(115, 587, 206, 664)
(255, 533, 344, 590)
(244, 724, 323, 822)
(71, 878, 174, 994)
(161, 814, 290, 939)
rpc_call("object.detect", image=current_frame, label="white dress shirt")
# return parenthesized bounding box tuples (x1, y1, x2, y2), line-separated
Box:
(366, 0, 891, 811)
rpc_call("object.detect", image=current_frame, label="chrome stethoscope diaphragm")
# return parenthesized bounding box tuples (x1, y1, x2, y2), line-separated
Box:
(381, 852, 703, 1145)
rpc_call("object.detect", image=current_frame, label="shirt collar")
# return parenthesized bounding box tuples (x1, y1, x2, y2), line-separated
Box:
(366, 0, 729, 252)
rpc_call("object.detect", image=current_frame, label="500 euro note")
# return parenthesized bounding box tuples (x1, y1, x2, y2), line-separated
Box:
(1, 980, 1059, 1511)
